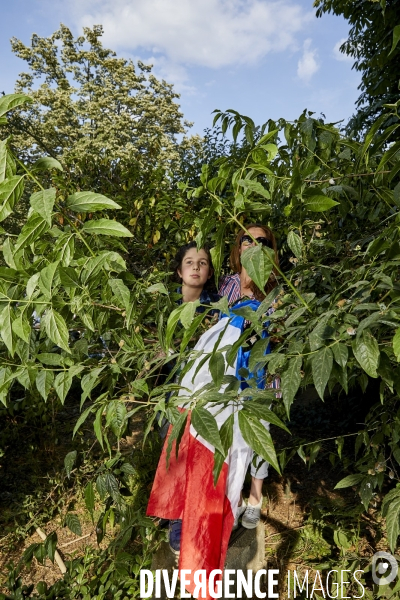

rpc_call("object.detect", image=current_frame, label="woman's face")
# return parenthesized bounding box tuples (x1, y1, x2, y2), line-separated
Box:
(239, 227, 269, 255)
(178, 248, 212, 288)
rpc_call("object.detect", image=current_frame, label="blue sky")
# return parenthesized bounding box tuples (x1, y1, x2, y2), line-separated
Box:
(1, 0, 361, 136)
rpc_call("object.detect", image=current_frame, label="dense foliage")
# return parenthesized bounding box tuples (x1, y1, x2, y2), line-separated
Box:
(315, 0, 400, 135)
(1, 15, 400, 598)
(5, 25, 203, 269)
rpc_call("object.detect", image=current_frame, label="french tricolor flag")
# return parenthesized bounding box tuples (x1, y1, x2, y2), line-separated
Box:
(147, 301, 267, 597)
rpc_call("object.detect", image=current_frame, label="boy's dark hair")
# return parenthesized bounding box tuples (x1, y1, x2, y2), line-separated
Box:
(171, 241, 216, 291)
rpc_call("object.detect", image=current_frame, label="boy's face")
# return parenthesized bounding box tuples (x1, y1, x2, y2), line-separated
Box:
(178, 249, 213, 289)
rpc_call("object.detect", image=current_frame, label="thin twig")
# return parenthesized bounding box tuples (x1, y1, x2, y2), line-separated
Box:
(59, 533, 92, 548)
(305, 170, 391, 183)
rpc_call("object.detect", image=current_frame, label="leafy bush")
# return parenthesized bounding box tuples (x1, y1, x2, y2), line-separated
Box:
(1, 85, 400, 597)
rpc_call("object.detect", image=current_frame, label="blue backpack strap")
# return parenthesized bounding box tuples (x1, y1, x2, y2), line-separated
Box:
(226, 299, 270, 391)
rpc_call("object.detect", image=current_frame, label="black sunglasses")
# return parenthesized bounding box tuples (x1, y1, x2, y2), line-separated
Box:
(241, 234, 273, 249)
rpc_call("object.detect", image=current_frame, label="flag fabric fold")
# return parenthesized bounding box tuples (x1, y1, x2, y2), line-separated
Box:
(146, 300, 268, 596)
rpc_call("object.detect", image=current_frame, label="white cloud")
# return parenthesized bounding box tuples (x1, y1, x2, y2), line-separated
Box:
(73, 0, 312, 69)
(333, 38, 353, 62)
(144, 55, 197, 95)
(297, 38, 319, 82)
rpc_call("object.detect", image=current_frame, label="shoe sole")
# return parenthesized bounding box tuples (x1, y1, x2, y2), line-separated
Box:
(241, 520, 259, 529)
(169, 544, 181, 555)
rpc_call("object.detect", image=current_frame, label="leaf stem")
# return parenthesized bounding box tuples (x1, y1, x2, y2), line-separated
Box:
(15, 157, 44, 190)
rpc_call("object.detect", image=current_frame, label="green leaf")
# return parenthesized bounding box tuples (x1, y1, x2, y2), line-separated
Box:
(211, 296, 230, 316)
(107, 401, 127, 438)
(191, 408, 224, 454)
(238, 179, 270, 199)
(284, 307, 307, 328)
(393, 328, 400, 361)
(78, 310, 95, 332)
(287, 231, 303, 259)
(30, 188, 56, 226)
(85, 482, 95, 521)
(240, 244, 274, 293)
(180, 312, 209, 353)
(36, 370, 54, 401)
(80, 367, 104, 405)
(304, 196, 339, 212)
(257, 129, 278, 145)
(32, 157, 63, 172)
(55, 234, 75, 267)
(64, 451, 77, 478)
(0, 93, 32, 117)
(385, 495, 400, 552)
(0, 305, 15, 356)
(213, 451, 226, 486)
(81, 251, 126, 283)
(96, 474, 107, 500)
(73, 405, 95, 437)
(178, 301, 196, 330)
(94, 407, 104, 449)
(2, 237, 17, 269)
(166, 410, 188, 466)
(242, 402, 290, 434)
(260, 143, 278, 160)
(249, 338, 270, 372)
(15, 367, 32, 390)
(120, 462, 136, 476)
(14, 214, 49, 253)
(0, 139, 13, 183)
(42, 308, 70, 354)
(334, 474, 364, 489)
(219, 413, 234, 454)
(108, 278, 131, 311)
(39, 261, 59, 297)
(67, 191, 121, 212)
(352, 331, 380, 378)
(59, 266, 81, 288)
(246, 164, 274, 179)
(44, 532, 57, 563)
(332, 343, 348, 368)
(209, 352, 225, 388)
(12, 313, 31, 343)
(0, 176, 24, 222)
(104, 473, 121, 502)
(210, 223, 226, 286)
(165, 305, 184, 349)
(26, 272, 40, 298)
(238, 411, 280, 474)
(389, 24, 400, 56)
(359, 112, 388, 163)
(281, 356, 302, 417)
(36, 353, 63, 366)
(311, 346, 333, 400)
(82, 219, 133, 237)
(65, 513, 82, 536)
(333, 529, 353, 551)
(146, 283, 168, 295)
(54, 371, 73, 404)
(309, 316, 334, 351)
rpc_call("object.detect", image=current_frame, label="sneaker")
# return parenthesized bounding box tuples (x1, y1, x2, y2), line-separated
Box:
(242, 497, 262, 529)
(169, 519, 182, 554)
(233, 499, 247, 529)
